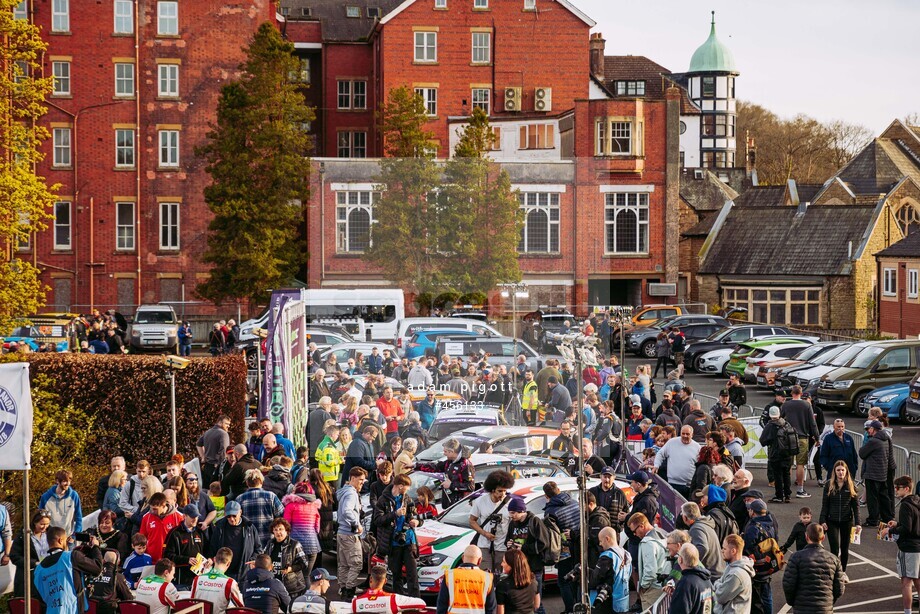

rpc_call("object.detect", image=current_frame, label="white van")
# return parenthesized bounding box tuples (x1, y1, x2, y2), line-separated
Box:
(393, 317, 501, 357)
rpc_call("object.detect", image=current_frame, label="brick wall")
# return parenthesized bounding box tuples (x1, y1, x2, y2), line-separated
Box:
(29, 0, 272, 311)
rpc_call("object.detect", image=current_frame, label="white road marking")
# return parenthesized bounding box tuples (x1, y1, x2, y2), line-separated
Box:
(846, 574, 899, 584)
(834, 595, 905, 609)
(848, 551, 901, 579)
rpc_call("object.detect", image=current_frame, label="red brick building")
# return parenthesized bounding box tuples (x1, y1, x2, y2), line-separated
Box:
(21, 0, 274, 313)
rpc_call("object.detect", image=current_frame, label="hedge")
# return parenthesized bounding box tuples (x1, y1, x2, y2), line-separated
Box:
(20, 353, 248, 465)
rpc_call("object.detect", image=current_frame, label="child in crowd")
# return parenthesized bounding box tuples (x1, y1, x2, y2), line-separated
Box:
(415, 486, 438, 520)
(640, 448, 657, 473)
(209, 481, 226, 519)
(123, 533, 153, 589)
(780, 507, 812, 554)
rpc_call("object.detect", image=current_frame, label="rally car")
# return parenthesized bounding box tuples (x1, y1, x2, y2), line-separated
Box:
(416, 425, 573, 463)
(411, 476, 633, 595)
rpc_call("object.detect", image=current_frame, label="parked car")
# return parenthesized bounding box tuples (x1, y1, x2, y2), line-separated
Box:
(904, 372, 920, 423)
(740, 341, 814, 383)
(417, 425, 565, 462)
(755, 342, 849, 388)
(861, 383, 919, 424)
(684, 325, 791, 372)
(724, 338, 815, 379)
(393, 317, 501, 356)
(433, 335, 543, 372)
(447, 309, 493, 323)
(427, 404, 521, 441)
(407, 454, 570, 512)
(2, 313, 81, 352)
(816, 340, 920, 416)
(788, 342, 872, 397)
(319, 342, 397, 365)
(624, 314, 731, 358)
(405, 329, 485, 360)
(128, 304, 179, 353)
(696, 346, 736, 376)
(630, 305, 685, 327)
(522, 308, 578, 351)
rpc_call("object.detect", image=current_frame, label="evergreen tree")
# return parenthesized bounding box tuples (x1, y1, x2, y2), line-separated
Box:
(365, 87, 444, 293)
(0, 0, 59, 332)
(441, 109, 522, 293)
(197, 22, 313, 305)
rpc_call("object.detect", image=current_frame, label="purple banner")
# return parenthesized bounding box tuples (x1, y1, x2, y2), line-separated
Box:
(625, 453, 686, 533)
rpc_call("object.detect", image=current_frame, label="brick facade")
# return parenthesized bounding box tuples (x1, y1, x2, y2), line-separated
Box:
(25, 0, 273, 313)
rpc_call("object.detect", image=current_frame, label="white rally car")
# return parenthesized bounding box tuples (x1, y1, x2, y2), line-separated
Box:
(407, 476, 634, 596)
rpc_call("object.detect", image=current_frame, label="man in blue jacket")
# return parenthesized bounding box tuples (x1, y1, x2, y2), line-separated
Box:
(33, 526, 103, 614)
(242, 554, 291, 614)
(39, 470, 83, 538)
(367, 347, 384, 375)
(819, 418, 858, 477)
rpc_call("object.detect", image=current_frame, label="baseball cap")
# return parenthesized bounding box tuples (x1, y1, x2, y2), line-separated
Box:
(584, 383, 598, 393)
(774, 387, 787, 396)
(719, 389, 729, 397)
(768, 407, 781, 418)
(746, 499, 768, 513)
(601, 466, 616, 476)
(626, 470, 651, 485)
(310, 568, 337, 583)
(225, 501, 242, 516)
(226, 446, 236, 454)
(743, 489, 765, 500)
(181, 504, 201, 519)
(865, 420, 884, 430)
(508, 497, 527, 513)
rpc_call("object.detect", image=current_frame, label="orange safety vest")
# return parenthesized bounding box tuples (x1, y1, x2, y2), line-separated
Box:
(445, 566, 493, 614)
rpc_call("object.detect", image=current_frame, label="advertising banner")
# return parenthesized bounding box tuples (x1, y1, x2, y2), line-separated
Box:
(0, 363, 33, 470)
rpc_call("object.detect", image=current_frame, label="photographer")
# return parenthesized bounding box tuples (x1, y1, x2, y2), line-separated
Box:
(33, 526, 103, 613)
(506, 497, 550, 614)
(87, 550, 132, 614)
(372, 474, 422, 597)
(469, 470, 515, 572)
(587, 527, 632, 614)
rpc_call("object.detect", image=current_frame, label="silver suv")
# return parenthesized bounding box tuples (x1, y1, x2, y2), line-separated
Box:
(129, 304, 179, 353)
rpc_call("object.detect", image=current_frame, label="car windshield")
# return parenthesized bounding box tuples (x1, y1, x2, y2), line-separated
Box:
(407, 472, 442, 500)
(810, 345, 849, 365)
(135, 310, 176, 324)
(704, 328, 734, 341)
(416, 435, 485, 462)
(847, 346, 885, 369)
(428, 419, 496, 441)
(650, 315, 679, 329)
(827, 344, 867, 367)
(792, 345, 827, 361)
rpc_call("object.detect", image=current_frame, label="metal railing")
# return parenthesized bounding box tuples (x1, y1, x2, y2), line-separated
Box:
(641, 590, 672, 614)
(909, 451, 920, 489)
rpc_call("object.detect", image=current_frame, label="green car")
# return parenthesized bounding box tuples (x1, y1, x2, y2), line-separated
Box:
(724, 338, 815, 378)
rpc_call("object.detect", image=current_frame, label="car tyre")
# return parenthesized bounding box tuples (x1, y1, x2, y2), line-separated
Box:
(721, 363, 730, 378)
(640, 340, 656, 359)
(246, 349, 259, 370)
(693, 355, 705, 372)
(902, 402, 920, 425)
(852, 392, 869, 417)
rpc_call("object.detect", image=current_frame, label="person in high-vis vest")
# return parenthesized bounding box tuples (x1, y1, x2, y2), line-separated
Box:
(33, 526, 103, 614)
(352, 564, 426, 613)
(436, 545, 497, 614)
(521, 370, 539, 426)
(315, 421, 344, 486)
(191, 547, 244, 614)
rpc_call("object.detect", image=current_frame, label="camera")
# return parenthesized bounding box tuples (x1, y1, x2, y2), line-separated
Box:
(594, 584, 611, 605)
(564, 564, 582, 583)
(393, 531, 409, 546)
(73, 532, 92, 543)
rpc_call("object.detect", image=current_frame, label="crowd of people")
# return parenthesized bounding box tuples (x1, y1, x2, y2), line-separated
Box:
(6, 308, 920, 614)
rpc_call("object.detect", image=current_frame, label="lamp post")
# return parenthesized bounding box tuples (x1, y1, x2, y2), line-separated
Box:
(499, 282, 529, 387)
(164, 355, 190, 456)
(549, 332, 602, 614)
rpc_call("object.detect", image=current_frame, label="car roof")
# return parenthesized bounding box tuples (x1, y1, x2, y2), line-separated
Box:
(753, 341, 810, 351)
(739, 339, 803, 349)
(469, 453, 566, 468)
(434, 405, 501, 418)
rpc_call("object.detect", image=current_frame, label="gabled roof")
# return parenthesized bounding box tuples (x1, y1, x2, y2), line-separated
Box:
(682, 213, 719, 237)
(601, 56, 700, 113)
(732, 185, 786, 208)
(380, 0, 595, 26)
(280, 0, 404, 42)
(679, 169, 738, 212)
(699, 205, 877, 276)
(876, 230, 920, 258)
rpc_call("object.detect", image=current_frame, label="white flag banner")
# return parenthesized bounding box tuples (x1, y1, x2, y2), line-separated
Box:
(0, 362, 32, 470)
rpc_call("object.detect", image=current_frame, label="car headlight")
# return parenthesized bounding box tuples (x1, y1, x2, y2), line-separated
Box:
(131, 330, 140, 337)
(879, 394, 898, 403)
(808, 378, 819, 386)
(418, 553, 447, 567)
(832, 380, 853, 390)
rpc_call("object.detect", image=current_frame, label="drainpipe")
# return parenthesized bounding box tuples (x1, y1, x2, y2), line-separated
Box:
(319, 162, 326, 284)
(134, 0, 142, 306)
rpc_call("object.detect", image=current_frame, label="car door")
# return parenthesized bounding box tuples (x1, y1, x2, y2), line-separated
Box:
(875, 346, 913, 387)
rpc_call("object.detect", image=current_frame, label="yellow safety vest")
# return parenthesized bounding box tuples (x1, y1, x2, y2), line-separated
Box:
(446, 566, 493, 614)
(522, 380, 539, 410)
(315, 436, 342, 482)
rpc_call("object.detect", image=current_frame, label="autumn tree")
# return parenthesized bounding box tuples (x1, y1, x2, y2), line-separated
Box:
(0, 0, 59, 332)
(197, 22, 313, 305)
(736, 101, 872, 185)
(365, 86, 443, 293)
(440, 108, 522, 293)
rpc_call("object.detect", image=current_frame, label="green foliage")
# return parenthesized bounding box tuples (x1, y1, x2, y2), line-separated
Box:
(0, 0, 58, 333)
(440, 112, 522, 294)
(366, 87, 444, 294)
(197, 22, 314, 305)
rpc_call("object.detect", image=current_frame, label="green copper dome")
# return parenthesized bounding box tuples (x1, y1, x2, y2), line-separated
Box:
(689, 13, 738, 74)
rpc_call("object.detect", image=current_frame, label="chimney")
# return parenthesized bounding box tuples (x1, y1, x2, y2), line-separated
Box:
(589, 33, 606, 82)
(745, 131, 757, 178)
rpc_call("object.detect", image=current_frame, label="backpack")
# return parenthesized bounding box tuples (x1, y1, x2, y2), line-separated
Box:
(774, 421, 800, 458)
(707, 506, 739, 546)
(541, 515, 563, 565)
(749, 523, 784, 577)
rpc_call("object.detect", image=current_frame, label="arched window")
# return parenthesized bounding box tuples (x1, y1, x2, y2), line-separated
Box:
(336, 190, 376, 253)
(604, 192, 649, 253)
(517, 192, 559, 253)
(896, 200, 920, 235)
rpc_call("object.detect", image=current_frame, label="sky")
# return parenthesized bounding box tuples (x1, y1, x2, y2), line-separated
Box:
(574, 0, 919, 134)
